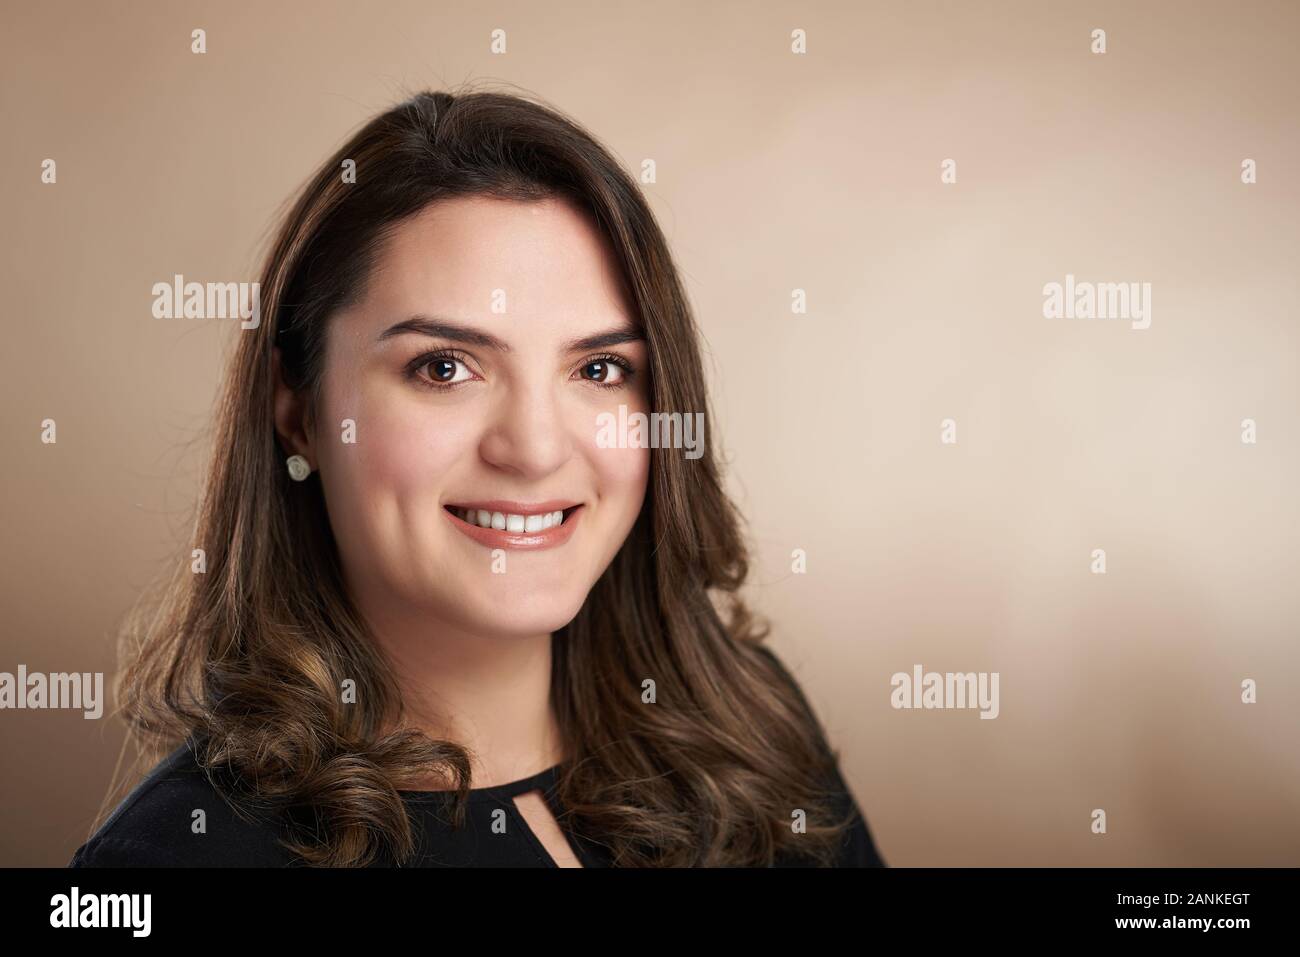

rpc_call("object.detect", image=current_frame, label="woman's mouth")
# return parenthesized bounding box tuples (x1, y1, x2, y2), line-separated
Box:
(442, 501, 583, 550)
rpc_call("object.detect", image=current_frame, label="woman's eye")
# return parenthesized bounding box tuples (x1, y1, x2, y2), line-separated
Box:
(408, 351, 632, 390)
(419, 356, 473, 385)
(579, 359, 625, 385)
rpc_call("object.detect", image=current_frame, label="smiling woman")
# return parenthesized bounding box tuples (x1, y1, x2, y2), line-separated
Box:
(70, 86, 884, 868)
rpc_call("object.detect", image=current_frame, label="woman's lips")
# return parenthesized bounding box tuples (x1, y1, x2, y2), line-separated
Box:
(443, 503, 583, 550)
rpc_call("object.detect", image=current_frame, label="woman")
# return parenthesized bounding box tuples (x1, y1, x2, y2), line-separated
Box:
(69, 87, 885, 868)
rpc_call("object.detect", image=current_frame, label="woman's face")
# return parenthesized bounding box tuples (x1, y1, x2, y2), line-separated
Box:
(289, 195, 651, 640)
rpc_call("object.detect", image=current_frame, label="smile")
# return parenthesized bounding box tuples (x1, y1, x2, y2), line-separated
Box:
(443, 501, 583, 550)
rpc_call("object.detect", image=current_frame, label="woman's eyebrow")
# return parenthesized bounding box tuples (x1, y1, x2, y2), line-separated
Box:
(377, 315, 644, 353)
(377, 315, 510, 351)
(562, 329, 645, 352)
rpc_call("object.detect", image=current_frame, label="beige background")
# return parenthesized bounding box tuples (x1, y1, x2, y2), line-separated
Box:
(2, 0, 1297, 866)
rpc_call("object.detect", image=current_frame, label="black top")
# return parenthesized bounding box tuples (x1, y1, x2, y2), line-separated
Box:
(70, 646, 884, 867)
(68, 739, 885, 867)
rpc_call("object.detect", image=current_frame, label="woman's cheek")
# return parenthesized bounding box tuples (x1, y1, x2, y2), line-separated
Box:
(337, 381, 473, 488)
(318, 388, 467, 553)
(598, 441, 651, 521)
(362, 410, 472, 493)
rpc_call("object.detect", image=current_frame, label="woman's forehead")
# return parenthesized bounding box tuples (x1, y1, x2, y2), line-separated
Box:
(353, 197, 638, 343)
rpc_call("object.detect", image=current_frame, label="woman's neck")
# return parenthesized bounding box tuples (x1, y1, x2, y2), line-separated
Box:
(368, 612, 565, 789)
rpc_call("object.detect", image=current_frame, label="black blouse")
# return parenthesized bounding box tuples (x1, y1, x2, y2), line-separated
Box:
(68, 738, 885, 867)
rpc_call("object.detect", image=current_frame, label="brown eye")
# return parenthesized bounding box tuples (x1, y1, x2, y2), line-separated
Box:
(429, 358, 458, 381)
(581, 359, 625, 385)
(412, 353, 474, 387)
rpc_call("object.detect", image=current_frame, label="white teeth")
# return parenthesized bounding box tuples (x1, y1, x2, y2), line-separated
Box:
(454, 507, 571, 530)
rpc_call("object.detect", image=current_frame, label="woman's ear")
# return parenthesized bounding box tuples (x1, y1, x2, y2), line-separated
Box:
(272, 346, 316, 466)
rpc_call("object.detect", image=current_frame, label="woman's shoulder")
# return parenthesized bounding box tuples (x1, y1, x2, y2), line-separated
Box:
(68, 738, 295, 867)
(750, 642, 888, 867)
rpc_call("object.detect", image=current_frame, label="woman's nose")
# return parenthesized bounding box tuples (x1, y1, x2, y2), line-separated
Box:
(477, 384, 575, 479)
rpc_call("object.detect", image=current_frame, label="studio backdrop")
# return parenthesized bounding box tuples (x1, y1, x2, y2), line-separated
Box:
(1, 0, 1297, 866)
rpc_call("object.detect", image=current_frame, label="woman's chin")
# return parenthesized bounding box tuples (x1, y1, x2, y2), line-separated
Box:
(445, 588, 588, 639)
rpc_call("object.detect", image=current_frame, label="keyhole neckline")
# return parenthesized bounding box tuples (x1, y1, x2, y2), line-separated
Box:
(398, 763, 561, 803)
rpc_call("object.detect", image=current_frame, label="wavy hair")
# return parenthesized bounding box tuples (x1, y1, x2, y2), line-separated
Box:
(106, 85, 856, 866)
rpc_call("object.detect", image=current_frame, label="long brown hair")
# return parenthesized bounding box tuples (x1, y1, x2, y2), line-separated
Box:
(109, 84, 856, 866)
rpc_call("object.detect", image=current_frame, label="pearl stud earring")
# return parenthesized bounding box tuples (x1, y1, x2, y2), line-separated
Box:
(286, 454, 312, 481)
